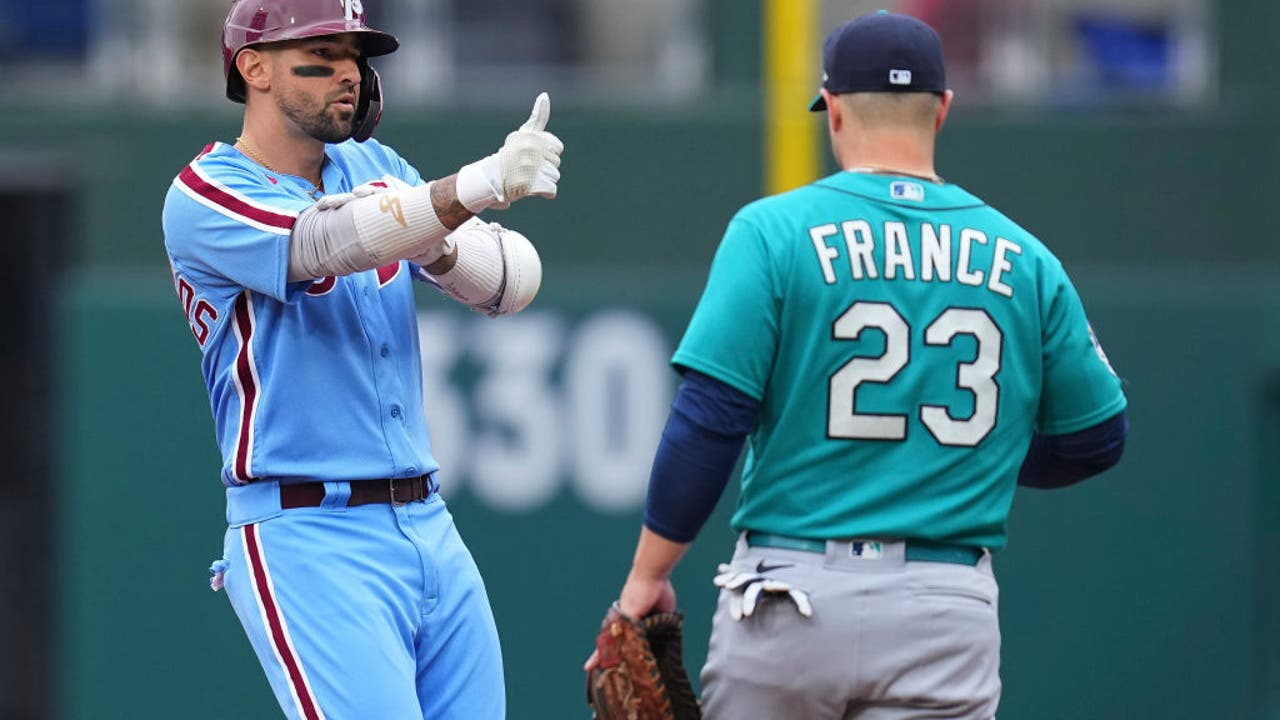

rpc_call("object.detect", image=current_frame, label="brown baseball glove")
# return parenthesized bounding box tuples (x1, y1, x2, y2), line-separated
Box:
(586, 604, 702, 720)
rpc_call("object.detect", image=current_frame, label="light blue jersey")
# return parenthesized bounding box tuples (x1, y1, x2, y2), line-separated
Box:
(163, 139, 437, 487)
(673, 171, 1126, 548)
(163, 139, 505, 719)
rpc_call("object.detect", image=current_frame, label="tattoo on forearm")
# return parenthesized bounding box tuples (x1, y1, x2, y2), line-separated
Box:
(432, 175, 473, 230)
(424, 249, 458, 275)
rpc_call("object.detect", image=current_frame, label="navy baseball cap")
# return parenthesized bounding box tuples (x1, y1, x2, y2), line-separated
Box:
(809, 11, 946, 111)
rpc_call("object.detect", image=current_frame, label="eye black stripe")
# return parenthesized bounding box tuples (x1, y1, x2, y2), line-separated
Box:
(292, 65, 335, 78)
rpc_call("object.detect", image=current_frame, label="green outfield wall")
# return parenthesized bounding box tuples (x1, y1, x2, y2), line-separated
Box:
(38, 103, 1280, 718)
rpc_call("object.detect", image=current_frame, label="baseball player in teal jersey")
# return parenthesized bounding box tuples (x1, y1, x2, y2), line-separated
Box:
(161, 1, 562, 717)
(588, 11, 1127, 719)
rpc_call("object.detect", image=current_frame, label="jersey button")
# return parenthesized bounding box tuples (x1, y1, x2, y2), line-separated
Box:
(380, 345, 390, 358)
(390, 406, 401, 418)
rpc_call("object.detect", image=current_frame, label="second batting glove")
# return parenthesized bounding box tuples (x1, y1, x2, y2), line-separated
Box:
(713, 564, 813, 620)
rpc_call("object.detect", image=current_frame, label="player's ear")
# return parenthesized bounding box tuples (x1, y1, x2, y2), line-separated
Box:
(935, 90, 954, 133)
(237, 48, 272, 95)
(823, 89, 843, 133)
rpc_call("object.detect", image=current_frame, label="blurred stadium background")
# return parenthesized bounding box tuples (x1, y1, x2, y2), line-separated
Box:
(1, 0, 1277, 718)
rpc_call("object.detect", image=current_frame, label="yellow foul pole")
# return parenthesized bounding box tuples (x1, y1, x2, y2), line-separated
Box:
(764, 0, 820, 196)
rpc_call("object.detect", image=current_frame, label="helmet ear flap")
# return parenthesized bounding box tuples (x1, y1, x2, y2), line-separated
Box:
(351, 61, 384, 143)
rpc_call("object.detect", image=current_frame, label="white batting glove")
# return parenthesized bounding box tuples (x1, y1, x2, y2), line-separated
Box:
(713, 564, 813, 620)
(456, 92, 563, 212)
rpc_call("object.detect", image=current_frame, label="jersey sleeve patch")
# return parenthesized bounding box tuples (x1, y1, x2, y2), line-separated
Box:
(1036, 267, 1128, 435)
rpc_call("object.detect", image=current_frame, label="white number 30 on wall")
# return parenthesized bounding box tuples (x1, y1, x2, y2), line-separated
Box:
(418, 309, 674, 513)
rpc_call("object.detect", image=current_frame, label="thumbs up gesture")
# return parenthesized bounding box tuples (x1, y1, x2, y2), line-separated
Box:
(456, 92, 564, 212)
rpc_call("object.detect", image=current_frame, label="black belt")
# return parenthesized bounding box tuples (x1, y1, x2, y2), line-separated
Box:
(279, 475, 436, 509)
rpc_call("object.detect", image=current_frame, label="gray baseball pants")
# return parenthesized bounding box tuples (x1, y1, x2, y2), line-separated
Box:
(700, 534, 1001, 720)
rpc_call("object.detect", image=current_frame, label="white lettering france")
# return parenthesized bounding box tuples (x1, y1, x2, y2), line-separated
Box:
(810, 224, 840, 285)
(921, 223, 951, 282)
(988, 236, 1023, 297)
(884, 221, 915, 280)
(809, 220, 1023, 299)
(842, 219, 878, 280)
(956, 228, 987, 287)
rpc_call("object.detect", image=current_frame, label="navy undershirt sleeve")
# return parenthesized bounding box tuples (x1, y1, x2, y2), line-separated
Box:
(643, 370, 759, 543)
(1017, 410, 1129, 489)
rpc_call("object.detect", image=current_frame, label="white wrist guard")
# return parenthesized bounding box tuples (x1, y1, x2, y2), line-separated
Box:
(456, 154, 507, 213)
(349, 181, 452, 266)
(424, 219, 541, 316)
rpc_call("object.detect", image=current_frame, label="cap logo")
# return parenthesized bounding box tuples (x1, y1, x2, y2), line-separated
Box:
(340, 0, 364, 21)
(889, 69, 912, 85)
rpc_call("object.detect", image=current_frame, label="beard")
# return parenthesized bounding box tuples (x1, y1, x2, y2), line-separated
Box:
(277, 88, 355, 144)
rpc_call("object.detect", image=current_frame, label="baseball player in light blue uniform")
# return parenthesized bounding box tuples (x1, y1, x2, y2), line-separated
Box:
(592, 12, 1128, 720)
(161, 1, 561, 717)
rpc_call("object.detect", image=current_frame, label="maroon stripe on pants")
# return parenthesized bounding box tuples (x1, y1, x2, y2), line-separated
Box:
(243, 524, 322, 720)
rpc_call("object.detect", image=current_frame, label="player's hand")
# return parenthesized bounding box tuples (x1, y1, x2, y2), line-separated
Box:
(499, 93, 562, 202)
(456, 92, 564, 212)
(618, 572, 677, 620)
(312, 182, 384, 211)
(312, 175, 413, 210)
(583, 574, 676, 672)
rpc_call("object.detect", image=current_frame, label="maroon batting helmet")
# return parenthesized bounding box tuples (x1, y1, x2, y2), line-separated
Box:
(222, 0, 399, 141)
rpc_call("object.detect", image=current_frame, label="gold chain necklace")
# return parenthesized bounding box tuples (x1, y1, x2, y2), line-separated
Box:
(235, 136, 325, 199)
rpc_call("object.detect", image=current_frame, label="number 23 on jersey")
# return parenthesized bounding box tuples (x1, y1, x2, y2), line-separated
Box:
(829, 301, 1001, 447)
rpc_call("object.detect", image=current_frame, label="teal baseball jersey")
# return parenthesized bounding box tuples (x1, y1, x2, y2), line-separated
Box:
(672, 171, 1126, 548)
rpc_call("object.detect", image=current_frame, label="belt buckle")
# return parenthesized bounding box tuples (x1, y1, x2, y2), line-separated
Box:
(389, 477, 410, 506)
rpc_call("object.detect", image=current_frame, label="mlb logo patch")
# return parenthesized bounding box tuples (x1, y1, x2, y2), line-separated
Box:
(889, 68, 913, 85)
(890, 181, 925, 202)
(850, 541, 884, 559)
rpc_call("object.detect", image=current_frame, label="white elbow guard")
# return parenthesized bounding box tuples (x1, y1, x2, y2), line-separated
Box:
(494, 225, 542, 315)
(428, 221, 541, 316)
